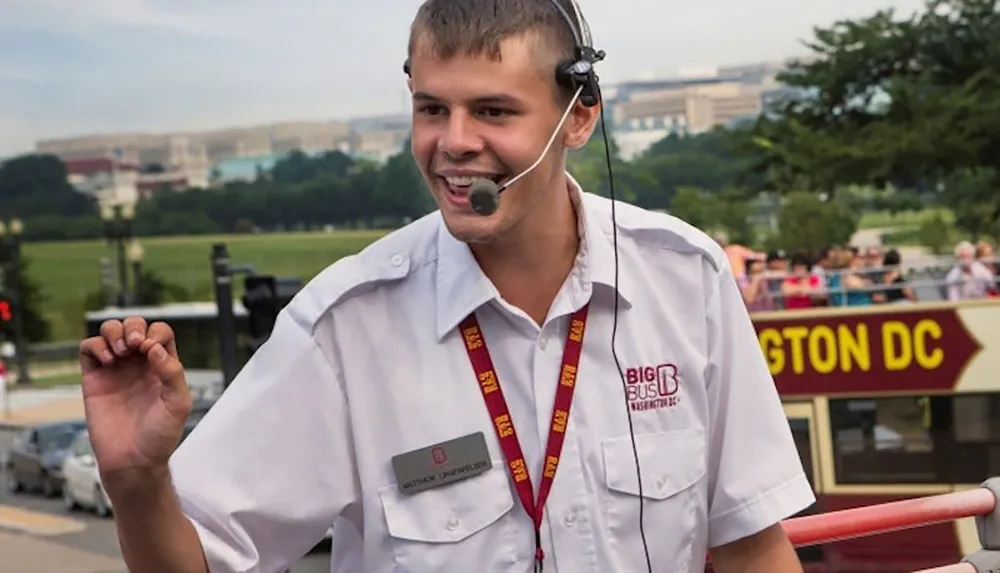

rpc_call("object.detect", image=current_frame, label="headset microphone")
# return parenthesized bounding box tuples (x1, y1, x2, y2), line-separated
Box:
(468, 85, 585, 217)
(469, 179, 501, 216)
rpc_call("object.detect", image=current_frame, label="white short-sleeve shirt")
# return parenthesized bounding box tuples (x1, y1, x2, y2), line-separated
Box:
(169, 176, 815, 573)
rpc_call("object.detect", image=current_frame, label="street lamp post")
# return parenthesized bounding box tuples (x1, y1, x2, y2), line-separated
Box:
(127, 239, 144, 304)
(100, 203, 135, 307)
(0, 218, 31, 385)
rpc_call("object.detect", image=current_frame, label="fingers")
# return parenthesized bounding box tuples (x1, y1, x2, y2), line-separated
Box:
(78, 337, 115, 374)
(122, 316, 148, 349)
(99, 320, 128, 356)
(92, 317, 178, 366)
(140, 322, 178, 358)
(143, 341, 188, 394)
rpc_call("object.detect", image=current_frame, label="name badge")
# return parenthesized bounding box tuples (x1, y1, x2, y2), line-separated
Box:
(391, 432, 493, 495)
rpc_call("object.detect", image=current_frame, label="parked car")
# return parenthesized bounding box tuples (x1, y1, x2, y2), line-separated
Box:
(60, 429, 112, 517)
(59, 396, 219, 516)
(4, 419, 86, 496)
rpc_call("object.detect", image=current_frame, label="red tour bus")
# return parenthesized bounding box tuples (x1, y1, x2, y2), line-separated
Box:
(749, 298, 1000, 571)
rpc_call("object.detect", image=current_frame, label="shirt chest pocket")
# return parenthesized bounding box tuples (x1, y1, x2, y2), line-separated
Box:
(601, 428, 708, 572)
(379, 463, 521, 573)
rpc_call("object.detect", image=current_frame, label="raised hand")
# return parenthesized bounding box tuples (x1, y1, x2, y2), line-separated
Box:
(78, 317, 193, 484)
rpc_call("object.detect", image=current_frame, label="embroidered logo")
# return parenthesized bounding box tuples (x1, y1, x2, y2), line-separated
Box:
(624, 363, 680, 412)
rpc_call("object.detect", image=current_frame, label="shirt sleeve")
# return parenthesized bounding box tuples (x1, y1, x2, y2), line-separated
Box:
(168, 309, 361, 573)
(703, 259, 816, 548)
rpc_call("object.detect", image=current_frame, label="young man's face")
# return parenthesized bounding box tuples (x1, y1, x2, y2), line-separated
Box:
(407, 32, 594, 244)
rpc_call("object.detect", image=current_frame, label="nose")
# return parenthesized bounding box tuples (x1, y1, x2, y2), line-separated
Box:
(439, 109, 484, 161)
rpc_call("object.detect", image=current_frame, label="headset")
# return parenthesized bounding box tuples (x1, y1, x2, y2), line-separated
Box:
(404, 2, 653, 571)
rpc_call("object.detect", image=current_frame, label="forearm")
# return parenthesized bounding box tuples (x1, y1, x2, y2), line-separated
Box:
(106, 468, 209, 573)
(710, 524, 803, 573)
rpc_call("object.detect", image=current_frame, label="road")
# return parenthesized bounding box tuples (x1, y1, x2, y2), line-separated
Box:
(1, 429, 332, 573)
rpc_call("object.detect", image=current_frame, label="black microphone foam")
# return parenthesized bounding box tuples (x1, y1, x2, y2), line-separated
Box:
(469, 179, 500, 216)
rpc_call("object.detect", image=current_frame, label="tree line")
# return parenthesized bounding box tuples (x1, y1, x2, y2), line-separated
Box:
(3, 0, 1000, 343)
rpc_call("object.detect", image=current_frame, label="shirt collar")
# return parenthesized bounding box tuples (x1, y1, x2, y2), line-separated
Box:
(434, 172, 633, 341)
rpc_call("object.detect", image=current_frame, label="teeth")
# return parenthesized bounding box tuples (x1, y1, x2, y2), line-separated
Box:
(445, 176, 490, 187)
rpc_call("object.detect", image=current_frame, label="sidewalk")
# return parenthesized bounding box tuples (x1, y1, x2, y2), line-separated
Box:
(0, 530, 126, 573)
(0, 386, 85, 429)
(0, 371, 225, 430)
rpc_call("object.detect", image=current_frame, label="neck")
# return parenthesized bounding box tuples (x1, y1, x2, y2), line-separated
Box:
(471, 175, 580, 325)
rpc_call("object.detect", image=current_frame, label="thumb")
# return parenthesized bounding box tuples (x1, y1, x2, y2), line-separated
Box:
(145, 342, 187, 394)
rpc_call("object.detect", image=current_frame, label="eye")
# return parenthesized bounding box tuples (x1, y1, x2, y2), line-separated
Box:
(478, 107, 512, 119)
(417, 104, 446, 116)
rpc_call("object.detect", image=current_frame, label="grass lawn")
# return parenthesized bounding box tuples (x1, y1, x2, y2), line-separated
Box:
(22, 230, 389, 342)
(858, 207, 953, 229)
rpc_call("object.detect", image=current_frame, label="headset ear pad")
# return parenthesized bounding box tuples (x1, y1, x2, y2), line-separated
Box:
(556, 59, 600, 108)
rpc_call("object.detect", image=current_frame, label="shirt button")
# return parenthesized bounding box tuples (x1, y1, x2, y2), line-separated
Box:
(538, 335, 548, 350)
(563, 513, 576, 527)
(390, 254, 405, 267)
(446, 517, 460, 531)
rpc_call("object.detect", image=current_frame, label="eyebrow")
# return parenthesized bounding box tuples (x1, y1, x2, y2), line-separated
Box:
(411, 92, 525, 107)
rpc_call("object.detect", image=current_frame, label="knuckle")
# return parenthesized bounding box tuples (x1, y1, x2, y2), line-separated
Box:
(123, 316, 147, 330)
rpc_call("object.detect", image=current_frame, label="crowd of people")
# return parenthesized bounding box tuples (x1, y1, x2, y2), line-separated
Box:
(715, 233, 999, 312)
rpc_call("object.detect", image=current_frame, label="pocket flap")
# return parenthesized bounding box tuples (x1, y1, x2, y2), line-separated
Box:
(602, 428, 706, 500)
(380, 464, 515, 543)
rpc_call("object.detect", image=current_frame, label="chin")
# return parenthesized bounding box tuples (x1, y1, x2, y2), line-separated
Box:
(440, 211, 502, 244)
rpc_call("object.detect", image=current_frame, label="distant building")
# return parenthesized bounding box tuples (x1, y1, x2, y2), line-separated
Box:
(64, 155, 141, 206)
(607, 60, 806, 160)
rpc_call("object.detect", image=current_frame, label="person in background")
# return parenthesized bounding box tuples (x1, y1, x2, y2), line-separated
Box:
(738, 257, 776, 312)
(765, 250, 789, 310)
(714, 230, 762, 281)
(781, 253, 822, 309)
(881, 249, 916, 304)
(977, 241, 999, 295)
(830, 248, 878, 306)
(976, 240, 997, 276)
(947, 240, 996, 300)
(862, 245, 885, 284)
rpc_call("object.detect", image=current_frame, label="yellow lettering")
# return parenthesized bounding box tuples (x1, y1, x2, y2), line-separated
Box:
(560, 364, 577, 387)
(838, 324, 871, 372)
(478, 370, 498, 394)
(553, 409, 568, 433)
(510, 459, 528, 482)
(543, 455, 559, 479)
(494, 414, 513, 438)
(758, 322, 877, 376)
(782, 326, 809, 374)
(913, 319, 944, 369)
(462, 326, 483, 350)
(759, 328, 785, 375)
(882, 321, 912, 371)
(807, 325, 837, 374)
(569, 319, 585, 342)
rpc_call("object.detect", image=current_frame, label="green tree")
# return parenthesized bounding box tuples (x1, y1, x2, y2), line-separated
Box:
(744, 0, 1000, 221)
(776, 192, 859, 254)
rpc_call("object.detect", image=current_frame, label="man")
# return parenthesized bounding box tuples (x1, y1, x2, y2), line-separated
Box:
(77, 1, 814, 572)
(946, 240, 995, 300)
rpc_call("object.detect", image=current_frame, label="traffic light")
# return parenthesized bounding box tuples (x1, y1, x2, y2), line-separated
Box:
(242, 274, 303, 353)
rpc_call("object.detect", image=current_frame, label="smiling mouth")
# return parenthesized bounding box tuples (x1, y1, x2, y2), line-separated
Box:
(440, 174, 505, 188)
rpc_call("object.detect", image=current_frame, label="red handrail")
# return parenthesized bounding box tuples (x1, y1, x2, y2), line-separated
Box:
(783, 488, 996, 548)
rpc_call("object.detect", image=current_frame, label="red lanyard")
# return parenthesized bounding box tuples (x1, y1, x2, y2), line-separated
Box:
(459, 304, 589, 572)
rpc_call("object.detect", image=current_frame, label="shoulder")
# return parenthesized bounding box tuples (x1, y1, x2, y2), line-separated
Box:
(580, 192, 728, 274)
(281, 211, 443, 332)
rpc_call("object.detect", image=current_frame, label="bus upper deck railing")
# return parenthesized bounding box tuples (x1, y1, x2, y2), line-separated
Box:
(777, 478, 1000, 572)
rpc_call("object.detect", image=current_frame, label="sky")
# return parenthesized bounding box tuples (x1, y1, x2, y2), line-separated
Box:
(0, 0, 928, 157)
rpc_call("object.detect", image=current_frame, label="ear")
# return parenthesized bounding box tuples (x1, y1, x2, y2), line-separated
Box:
(563, 100, 600, 150)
